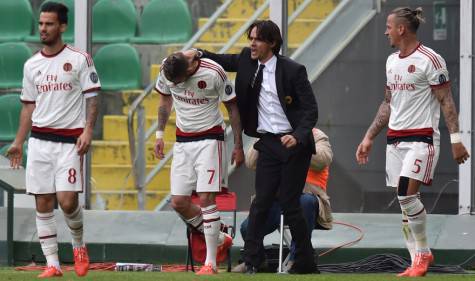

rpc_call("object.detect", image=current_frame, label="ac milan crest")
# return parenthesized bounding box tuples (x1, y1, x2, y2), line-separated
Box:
(63, 62, 72, 72)
(90, 72, 99, 83)
(407, 64, 416, 73)
(197, 80, 207, 89)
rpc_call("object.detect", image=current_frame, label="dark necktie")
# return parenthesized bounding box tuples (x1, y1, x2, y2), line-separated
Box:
(251, 64, 265, 92)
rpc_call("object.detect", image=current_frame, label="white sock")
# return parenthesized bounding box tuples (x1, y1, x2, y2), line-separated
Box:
(202, 205, 220, 268)
(63, 205, 84, 248)
(183, 212, 225, 244)
(401, 211, 416, 263)
(398, 194, 430, 253)
(36, 211, 60, 269)
(185, 213, 204, 233)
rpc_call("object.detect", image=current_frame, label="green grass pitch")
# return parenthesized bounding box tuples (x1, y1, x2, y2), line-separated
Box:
(0, 268, 474, 281)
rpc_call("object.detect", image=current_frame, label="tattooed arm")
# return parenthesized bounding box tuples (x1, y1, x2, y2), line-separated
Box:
(224, 99, 244, 167)
(356, 88, 391, 164)
(433, 87, 470, 164)
(154, 94, 173, 159)
(76, 96, 98, 155)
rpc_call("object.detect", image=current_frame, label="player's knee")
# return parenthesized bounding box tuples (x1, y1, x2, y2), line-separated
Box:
(397, 176, 410, 196)
(35, 194, 56, 212)
(170, 197, 189, 213)
(59, 201, 77, 214)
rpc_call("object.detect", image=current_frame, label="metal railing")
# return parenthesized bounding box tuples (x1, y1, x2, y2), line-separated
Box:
(291, 0, 379, 82)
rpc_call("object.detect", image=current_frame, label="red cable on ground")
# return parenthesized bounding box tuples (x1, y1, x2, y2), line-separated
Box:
(318, 220, 364, 257)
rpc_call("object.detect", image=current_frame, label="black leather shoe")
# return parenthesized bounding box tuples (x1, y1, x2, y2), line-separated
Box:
(245, 264, 258, 274)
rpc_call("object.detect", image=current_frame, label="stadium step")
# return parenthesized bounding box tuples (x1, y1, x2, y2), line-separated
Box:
(196, 0, 337, 56)
(102, 115, 176, 141)
(198, 18, 323, 44)
(91, 140, 174, 165)
(91, 164, 171, 190)
(220, 0, 335, 19)
(90, 190, 169, 210)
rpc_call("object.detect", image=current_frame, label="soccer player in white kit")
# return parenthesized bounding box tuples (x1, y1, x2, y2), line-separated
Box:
(356, 7, 469, 277)
(154, 52, 244, 275)
(7, 2, 100, 278)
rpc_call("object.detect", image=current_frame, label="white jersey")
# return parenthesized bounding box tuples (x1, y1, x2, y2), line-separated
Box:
(386, 43, 450, 144)
(155, 58, 236, 135)
(21, 45, 101, 137)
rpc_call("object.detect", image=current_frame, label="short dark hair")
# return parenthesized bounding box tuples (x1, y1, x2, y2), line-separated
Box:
(41, 2, 69, 24)
(391, 7, 425, 33)
(162, 52, 189, 83)
(247, 20, 283, 55)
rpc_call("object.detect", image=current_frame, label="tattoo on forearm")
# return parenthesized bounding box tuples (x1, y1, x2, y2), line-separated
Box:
(86, 97, 98, 130)
(157, 105, 170, 131)
(366, 90, 391, 139)
(437, 89, 460, 133)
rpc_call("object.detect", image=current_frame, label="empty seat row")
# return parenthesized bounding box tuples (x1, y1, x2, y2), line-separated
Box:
(0, 42, 142, 91)
(0, 0, 192, 44)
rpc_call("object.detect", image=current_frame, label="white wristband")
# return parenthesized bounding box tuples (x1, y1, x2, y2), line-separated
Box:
(450, 132, 461, 144)
(155, 131, 164, 139)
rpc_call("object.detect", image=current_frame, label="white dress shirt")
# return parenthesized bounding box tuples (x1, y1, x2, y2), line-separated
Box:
(256, 55, 293, 134)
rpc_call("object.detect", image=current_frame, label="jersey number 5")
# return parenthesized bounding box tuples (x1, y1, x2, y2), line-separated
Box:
(412, 159, 422, 174)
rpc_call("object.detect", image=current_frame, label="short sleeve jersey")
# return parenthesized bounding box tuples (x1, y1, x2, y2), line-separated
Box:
(386, 43, 450, 144)
(154, 58, 236, 133)
(21, 45, 101, 134)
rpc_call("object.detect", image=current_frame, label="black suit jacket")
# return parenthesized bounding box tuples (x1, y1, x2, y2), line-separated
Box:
(202, 47, 318, 152)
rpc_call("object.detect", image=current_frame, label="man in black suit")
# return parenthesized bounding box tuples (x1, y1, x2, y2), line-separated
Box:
(191, 20, 318, 274)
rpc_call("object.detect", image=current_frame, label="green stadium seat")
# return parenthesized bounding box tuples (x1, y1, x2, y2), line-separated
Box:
(0, 43, 32, 89)
(92, 0, 137, 43)
(25, 0, 75, 43)
(0, 142, 28, 168)
(0, 0, 34, 42)
(131, 0, 192, 44)
(0, 94, 22, 142)
(93, 43, 142, 91)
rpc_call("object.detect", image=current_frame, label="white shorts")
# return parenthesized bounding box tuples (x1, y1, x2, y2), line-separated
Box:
(26, 138, 84, 194)
(170, 139, 224, 195)
(386, 141, 439, 187)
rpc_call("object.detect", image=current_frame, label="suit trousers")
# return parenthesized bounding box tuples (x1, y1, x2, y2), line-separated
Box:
(243, 133, 315, 268)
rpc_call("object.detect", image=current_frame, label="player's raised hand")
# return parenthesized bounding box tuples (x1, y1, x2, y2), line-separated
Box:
(76, 130, 92, 155)
(356, 137, 373, 165)
(451, 143, 470, 164)
(231, 146, 244, 167)
(6, 143, 23, 169)
(154, 138, 165, 159)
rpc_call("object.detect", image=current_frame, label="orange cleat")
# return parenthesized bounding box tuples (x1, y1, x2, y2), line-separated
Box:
(73, 246, 90, 277)
(196, 263, 217, 275)
(38, 266, 63, 278)
(409, 252, 434, 277)
(216, 233, 233, 263)
(396, 267, 412, 277)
